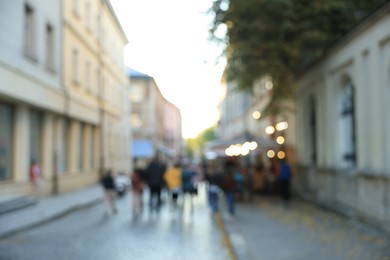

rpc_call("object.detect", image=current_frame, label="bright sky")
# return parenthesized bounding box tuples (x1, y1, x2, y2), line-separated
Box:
(109, 0, 227, 139)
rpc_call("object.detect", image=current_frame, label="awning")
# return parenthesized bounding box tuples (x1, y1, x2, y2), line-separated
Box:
(131, 139, 154, 158)
(204, 132, 278, 157)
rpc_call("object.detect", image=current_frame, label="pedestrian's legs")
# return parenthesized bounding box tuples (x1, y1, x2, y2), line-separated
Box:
(279, 180, 291, 207)
(156, 187, 162, 207)
(31, 179, 42, 199)
(172, 191, 178, 208)
(225, 191, 235, 214)
(103, 190, 111, 216)
(108, 190, 117, 214)
(132, 191, 141, 215)
(150, 187, 157, 207)
(208, 190, 218, 213)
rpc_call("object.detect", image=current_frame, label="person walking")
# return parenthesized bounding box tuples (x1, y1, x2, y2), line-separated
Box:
(277, 158, 292, 207)
(181, 162, 197, 211)
(29, 159, 42, 199)
(100, 170, 118, 217)
(221, 160, 237, 215)
(205, 163, 223, 214)
(164, 161, 182, 210)
(131, 168, 144, 216)
(145, 156, 166, 209)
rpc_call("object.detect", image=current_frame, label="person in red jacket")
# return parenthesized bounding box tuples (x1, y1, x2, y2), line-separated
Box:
(29, 159, 42, 198)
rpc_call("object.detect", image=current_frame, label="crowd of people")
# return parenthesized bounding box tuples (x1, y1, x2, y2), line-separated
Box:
(99, 155, 293, 218)
(100, 156, 201, 217)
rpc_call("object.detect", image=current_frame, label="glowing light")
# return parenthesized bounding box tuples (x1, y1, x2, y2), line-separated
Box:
(249, 141, 258, 150)
(265, 81, 273, 90)
(253, 111, 261, 119)
(276, 136, 285, 144)
(265, 126, 275, 134)
(276, 121, 288, 131)
(267, 150, 275, 158)
(240, 147, 250, 156)
(277, 151, 286, 159)
(225, 148, 233, 157)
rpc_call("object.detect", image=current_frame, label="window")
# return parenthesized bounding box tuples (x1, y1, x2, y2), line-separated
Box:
(72, 0, 80, 16)
(96, 68, 101, 94)
(90, 126, 95, 169)
(0, 103, 13, 181)
(131, 113, 142, 131)
(30, 110, 43, 166)
(79, 123, 84, 170)
(72, 48, 79, 84)
(85, 1, 92, 30)
(85, 61, 91, 92)
(339, 79, 356, 167)
(96, 13, 101, 42)
(309, 96, 317, 164)
(24, 4, 36, 60)
(130, 85, 143, 103)
(45, 24, 55, 71)
(61, 120, 69, 172)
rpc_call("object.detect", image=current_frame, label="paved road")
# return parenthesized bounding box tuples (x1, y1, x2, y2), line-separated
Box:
(223, 196, 390, 260)
(0, 186, 230, 260)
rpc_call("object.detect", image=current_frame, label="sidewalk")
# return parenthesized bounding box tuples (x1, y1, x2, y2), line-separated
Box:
(220, 196, 390, 260)
(0, 185, 102, 239)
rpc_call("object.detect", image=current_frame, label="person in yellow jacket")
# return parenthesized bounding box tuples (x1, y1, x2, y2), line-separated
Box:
(164, 162, 182, 209)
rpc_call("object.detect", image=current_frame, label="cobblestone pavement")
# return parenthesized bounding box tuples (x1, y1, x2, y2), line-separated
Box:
(0, 185, 230, 260)
(225, 196, 390, 260)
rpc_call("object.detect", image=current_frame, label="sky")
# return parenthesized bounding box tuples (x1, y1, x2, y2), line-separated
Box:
(109, 0, 227, 139)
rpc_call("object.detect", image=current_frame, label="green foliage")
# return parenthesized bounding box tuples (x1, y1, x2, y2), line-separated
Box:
(210, 0, 388, 115)
(185, 126, 216, 160)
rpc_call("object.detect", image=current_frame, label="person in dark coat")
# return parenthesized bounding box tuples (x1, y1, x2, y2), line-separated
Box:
(205, 163, 223, 214)
(145, 156, 166, 209)
(221, 159, 237, 215)
(101, 170, 117, 217)
(277, 158, 292, 206)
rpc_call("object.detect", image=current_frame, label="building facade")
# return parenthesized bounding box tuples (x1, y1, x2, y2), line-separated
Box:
(207, 74, 295, 168)
(0, 0, 131, 196)
(295, 3, 390, 230)
(128, 69, 182, 166)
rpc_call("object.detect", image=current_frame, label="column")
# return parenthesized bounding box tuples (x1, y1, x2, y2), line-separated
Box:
(368, 44, 386, 172)
(355, 51, 370, 170)
(325, 74, 336, 167)
(13, 105, 29, 182)
(41, 113, 54, 178)
(68, 120, 79, 174)
(83, 125, 91, 171)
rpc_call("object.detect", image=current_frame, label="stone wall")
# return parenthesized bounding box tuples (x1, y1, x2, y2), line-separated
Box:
(294, 166, 390, 232)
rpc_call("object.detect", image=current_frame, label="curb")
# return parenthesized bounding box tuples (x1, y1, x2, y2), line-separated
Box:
(218, 212, 251, 260)
(214, 212, 237, 260)
(0, 198, 102, 240)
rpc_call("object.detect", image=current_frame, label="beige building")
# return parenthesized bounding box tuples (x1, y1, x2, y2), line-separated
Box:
(295, 3, 390, 231)
(0, 0, 131, 197)
(128, 69, 182, 166)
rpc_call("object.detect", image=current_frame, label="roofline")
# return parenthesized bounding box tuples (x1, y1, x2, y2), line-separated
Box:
(104, 0, 129, 44)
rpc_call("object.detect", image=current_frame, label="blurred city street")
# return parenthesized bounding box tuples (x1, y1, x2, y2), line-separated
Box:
(0, 184, 230, 260)
(1, 184, 390, 260)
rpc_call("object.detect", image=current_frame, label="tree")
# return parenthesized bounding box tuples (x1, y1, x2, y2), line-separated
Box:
(210, 0, 388, 115)
(185, 126, 217, 160)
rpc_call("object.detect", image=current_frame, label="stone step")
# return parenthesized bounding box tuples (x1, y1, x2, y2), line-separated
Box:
(0, 196, 37, 215)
